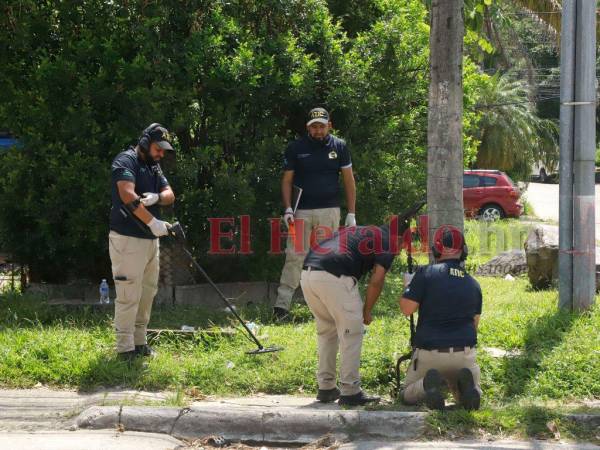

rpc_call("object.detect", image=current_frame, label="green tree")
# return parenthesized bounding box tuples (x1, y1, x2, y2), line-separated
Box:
(1, 0, 455, 282)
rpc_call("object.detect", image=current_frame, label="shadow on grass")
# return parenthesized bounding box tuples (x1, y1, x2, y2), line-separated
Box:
(500, 308, 576, 400)
(426, 405, 596, 442)
(78, 352, 167, 392)
(78, 353, 146, 392)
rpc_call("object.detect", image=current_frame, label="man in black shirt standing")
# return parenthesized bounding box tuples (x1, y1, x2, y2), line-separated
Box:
(273, 107, 356, 321)
(109, 123, 175, 362)
(400, 228, 482, 410)
(300, 224, 397, 406)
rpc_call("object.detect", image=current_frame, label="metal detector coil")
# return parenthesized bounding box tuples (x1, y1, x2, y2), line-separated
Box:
(167, 222, 284, 356)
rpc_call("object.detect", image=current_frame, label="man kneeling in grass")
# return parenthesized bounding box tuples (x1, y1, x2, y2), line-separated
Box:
(399, 228, 482, 411)
(300, 222, 401, 406)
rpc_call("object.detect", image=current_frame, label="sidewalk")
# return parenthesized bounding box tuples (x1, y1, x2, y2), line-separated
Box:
(1, 388, 598, 449)
(0, 387, 171, 431)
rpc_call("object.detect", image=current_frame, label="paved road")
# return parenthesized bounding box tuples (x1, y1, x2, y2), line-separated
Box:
(0, 433, 597, 450)
(524, 182, 600, 241)
(341, 440, 599, 450)
(0, 431, 184, 450)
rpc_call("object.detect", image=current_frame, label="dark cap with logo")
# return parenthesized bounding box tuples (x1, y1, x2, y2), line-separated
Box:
(307, 107, 330, 126)
(146, 124, 174, 151)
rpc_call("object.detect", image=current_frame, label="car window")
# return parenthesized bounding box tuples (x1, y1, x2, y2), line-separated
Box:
(480, 176, 497, 187)
(463, 174, 479, 188)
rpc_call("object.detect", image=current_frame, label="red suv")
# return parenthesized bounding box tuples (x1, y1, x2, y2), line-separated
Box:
(463, 170, 523, 220)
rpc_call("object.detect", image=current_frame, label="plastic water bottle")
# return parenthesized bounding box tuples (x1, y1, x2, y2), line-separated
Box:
(99, 279, 110, 304)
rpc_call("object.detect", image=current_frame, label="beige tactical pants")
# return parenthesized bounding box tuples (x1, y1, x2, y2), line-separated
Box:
(300, 268, 363, 396)
(402, 347, 482, 404)
(108, 231, 160, 353)
(274, 207, 340, 311)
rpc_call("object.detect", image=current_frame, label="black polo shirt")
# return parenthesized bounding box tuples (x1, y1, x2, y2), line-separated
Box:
(109, 147, 170, 239)
(403, 260, 482, 349)
(303, 225, 396, 280)
(283, 134, 351, 210)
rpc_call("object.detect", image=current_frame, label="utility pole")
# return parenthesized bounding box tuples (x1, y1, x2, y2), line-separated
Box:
(558, 0, 575, 309)
(559, 0, 596, 311)
(427, 0, 465, 251)
(572, 0, 596, 311)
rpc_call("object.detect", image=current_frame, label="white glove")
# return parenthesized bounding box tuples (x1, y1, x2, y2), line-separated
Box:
(140, 192, 160, 207)
(147, 217, 170, 237)
(403, 272, 415, 287)
(345, 213, 356, 227)
(283, 207, 294, 229)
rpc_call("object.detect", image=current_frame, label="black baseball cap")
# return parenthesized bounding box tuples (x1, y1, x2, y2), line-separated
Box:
(147, 125, 174, 151)
(307, 107, 330, 126)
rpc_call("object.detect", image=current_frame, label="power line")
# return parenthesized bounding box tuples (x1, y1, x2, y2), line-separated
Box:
(472, 95, 561, 109)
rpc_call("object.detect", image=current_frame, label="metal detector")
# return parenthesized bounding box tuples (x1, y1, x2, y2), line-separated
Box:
(167, 222, 283, 355)
(390, 200, 425, 398)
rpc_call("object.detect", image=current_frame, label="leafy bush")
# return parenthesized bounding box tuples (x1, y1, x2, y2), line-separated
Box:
(0, 0, 488, 281)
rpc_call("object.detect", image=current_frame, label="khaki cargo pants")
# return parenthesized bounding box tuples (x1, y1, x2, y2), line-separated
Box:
(300, 268, 363, 396)
(402, 347, 482, 404)
(108, 231, 160, 353)
(274, 207, 340, 311)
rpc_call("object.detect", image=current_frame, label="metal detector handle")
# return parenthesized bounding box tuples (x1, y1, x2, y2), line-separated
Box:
(406, 222, 416, 350)
(178, 245, 265, 351)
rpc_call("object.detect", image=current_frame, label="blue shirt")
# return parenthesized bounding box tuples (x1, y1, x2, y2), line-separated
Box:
(109, 147, 169, 239)
(283, 134, 351, 209)
(403, 260, 482, 349)
(303, 225, 396, 280)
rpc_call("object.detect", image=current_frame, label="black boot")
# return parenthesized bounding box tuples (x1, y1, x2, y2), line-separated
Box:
(117, 350, 138, 364)
(135, 344, 157, 358)
(316, 387, 341, 403)
(272, 307, 290, 322)
(423, 369, 448, 411)
(457, 368, 480, 410)
(338, 391, 380, 406)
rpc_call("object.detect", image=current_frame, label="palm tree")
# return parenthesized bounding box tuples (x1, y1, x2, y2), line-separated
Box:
(473, 71, 558, 180)
(513, 0, 562, 34)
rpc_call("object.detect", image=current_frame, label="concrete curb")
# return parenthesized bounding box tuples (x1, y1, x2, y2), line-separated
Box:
(566, 413, 600, 429)
(76, 405, 426, 444)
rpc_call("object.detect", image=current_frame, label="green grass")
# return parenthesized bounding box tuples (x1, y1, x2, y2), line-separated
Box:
(0, 277, 598, 401)
(1, 276, 599, 441)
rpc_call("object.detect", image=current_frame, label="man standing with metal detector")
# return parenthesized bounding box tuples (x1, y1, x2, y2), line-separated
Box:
(399, 228, 482, 411)
(109, 123, 175, 362)
(273, 107, 357, 322)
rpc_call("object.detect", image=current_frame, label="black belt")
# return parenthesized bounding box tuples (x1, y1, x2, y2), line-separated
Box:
(430, 346, 473, 353)
(302, 265, 325, 271)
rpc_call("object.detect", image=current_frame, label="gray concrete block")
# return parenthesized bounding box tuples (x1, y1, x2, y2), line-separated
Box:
(120, 407, 180, 434)
(357, 411, 425, 440)
(566, 413, 600, 429)
(76, 406, 120, 430)
(154, 286, 174, 306)
(268, 282, 279, 304)
(171, 407, 264, 441)
(174, 282, 270, 308)
(76, 405, 428, 444)
(263, 409, 356, 442)
(220, 282, 270, 306)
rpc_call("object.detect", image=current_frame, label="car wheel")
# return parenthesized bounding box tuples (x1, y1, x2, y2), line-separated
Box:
(539, 168, 547, 183)
(480, 204, 504, 221)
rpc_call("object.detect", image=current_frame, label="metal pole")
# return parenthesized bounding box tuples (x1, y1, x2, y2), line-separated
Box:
(572, 0, 597, 311)
(558, 0, 576, 310)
